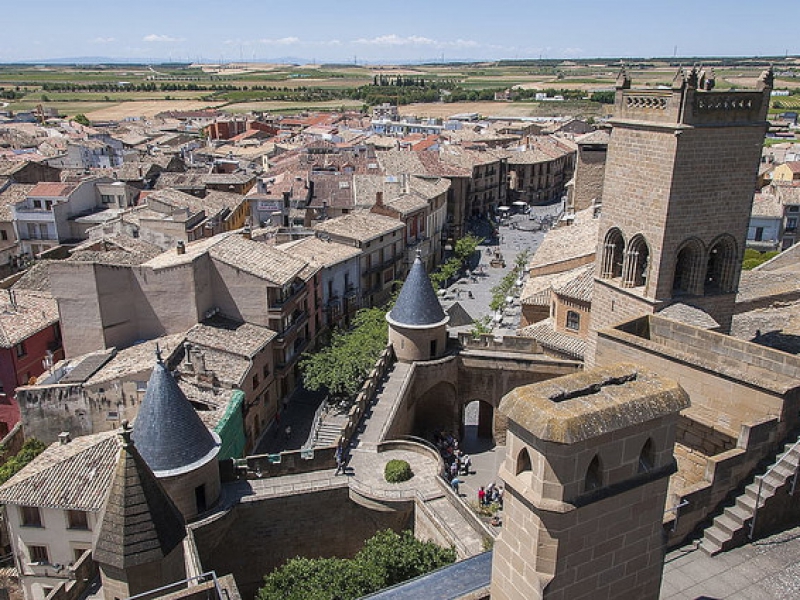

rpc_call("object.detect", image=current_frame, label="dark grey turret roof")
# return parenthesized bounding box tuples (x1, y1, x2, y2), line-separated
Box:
(94, 426, 186, 570)
(387, 253, 447, 327)
(131, 357, 219, 475)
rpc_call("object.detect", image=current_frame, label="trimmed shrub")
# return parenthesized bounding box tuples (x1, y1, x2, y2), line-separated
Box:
(384, 459, 413, 483)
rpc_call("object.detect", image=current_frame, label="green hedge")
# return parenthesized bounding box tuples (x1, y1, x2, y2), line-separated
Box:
(384, 459, 413, 483)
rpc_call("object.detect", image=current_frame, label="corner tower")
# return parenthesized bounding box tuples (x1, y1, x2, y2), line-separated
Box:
(587, 67, 772, 364)
(132, 352, 221, 520)
(491, 364, 689, 600)
(386, 251, 449, 362)
(94, 423, 187, 599)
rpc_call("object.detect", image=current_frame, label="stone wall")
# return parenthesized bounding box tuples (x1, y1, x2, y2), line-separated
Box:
(191, 486, 412, 599)
(572, 145, 606, 213)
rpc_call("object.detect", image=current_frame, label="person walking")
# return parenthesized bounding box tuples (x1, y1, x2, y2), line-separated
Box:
(478, 486, 486, 506)
(450, 476, 462, 495)
(335, 445, 345, 476)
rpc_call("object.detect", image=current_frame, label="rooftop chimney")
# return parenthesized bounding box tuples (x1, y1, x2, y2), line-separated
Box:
(375, 191, 384, 207)
(176, 241, 186, 255)
(58, 432, 71, 445)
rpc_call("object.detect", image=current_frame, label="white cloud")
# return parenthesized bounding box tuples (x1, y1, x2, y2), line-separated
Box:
(92, 37, 116, 44)
(259, 37, 301, 46)
(143, 34, 184, 43)
(352, 34, 480, 49)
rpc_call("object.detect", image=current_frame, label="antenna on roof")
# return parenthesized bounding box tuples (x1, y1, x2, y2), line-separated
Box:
(155, 343, 163, 364)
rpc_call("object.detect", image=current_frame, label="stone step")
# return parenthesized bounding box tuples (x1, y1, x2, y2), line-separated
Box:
(423, 496, 486, 557)
(713, 513, 741, 537)
(727, 503, 753, 525)
(699, 537, 723, 556)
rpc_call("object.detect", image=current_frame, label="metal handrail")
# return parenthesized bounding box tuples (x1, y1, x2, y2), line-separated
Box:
(303, 396, 330, 450)
(665, 499, 690, 533)
(749, 436, 800, 540)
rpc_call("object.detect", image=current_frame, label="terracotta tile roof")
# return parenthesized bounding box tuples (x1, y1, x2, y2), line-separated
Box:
(518, 317, 585, 360)
(784, 161, 800, 174)
(0, 289, 59, 348)
(68, 234, 163, 266)
(85, 335, 186, 386)
(751, 193, 783, 218)
(576, 130, 611, 145)
(658, 303, 720, 329)
(0, 183, 34, 221)
(529, 208, 599, 270)
(186, 317, 276, 360)
(28, 182, 76, 197)
(208, 234, 308, 286)
(0, 431, 118, 511)
(278, 236, 362, 268)
(314, 213, 404, 243)
(553, 265, 594, 303)
(11, 261, 53, 293)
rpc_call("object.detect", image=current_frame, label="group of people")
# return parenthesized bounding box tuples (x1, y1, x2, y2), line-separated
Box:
(478, 482, 504, 508)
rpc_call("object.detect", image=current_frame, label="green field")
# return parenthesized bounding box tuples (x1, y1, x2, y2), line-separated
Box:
(1, 59, 797, 120)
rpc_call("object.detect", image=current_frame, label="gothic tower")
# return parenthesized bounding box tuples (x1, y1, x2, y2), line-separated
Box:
(587, 67, 772, 365)
(491, 364, 689, 600)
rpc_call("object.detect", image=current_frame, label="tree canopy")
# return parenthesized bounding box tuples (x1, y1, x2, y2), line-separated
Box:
(0, 438, 46, 485)
(258, 529, 456, 600)
(300, 305, 389, 397)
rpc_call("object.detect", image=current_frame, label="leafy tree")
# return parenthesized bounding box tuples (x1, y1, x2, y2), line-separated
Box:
(0, 438, 46, 485)
(73, 114, 91, 126)
(258, 529, 456, 600)
(300, 305, 388, 397)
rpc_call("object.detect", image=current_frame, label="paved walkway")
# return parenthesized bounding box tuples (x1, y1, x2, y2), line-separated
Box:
(442, 206, 559, 336)
(661, 525, 800, 599)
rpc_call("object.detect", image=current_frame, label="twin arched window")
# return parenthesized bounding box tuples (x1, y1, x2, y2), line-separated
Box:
(566, 310, 581, 331)
(602, 229, 739, 296)
(600, 229, 650, 290)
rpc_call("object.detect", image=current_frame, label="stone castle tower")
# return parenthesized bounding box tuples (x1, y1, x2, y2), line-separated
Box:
(386, 250, 449, 362)
(491, 364, 689, 600)
(93, 424, 187, 599)
(587, 66, 772, 364)
(131, 353, 222, 520)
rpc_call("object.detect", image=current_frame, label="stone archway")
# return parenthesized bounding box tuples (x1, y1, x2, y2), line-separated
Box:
(412, 380, 459, 440)
(460, 399, 496, 451)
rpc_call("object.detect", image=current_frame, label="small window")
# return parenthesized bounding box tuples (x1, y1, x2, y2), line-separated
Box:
(32, 199, 42, 209)
(15, 342, 26, 358)
(638, 438, 655, 473)
(29, 545, 48, 564)
(252, 374, 259, 389)
(20, 506, 41, 527)
(0, 230, 7, 241)
(516, 448, 532, 475)
(566, 310, 580, 331)
(262, 363, 270, 379)
(584, 455, 602, 492)
(67, 510, 89, 530)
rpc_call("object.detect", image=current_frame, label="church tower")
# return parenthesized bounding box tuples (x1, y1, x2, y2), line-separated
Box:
(587, 67, 772, 364)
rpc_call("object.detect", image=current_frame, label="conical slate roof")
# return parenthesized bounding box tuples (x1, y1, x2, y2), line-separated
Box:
(132, 356, 219, 475)
(387, 253, 448, 328)
(93, 426, 186, 570)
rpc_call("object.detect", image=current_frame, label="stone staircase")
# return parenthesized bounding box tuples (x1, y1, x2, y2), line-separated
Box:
(314, 414, 350, 447)
(701, 435, 800, 555)
(420, 494, 490, 558)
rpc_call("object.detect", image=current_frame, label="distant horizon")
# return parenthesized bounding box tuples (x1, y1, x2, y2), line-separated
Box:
(0, 54, 795, 68)
(1, 0, 795, 64)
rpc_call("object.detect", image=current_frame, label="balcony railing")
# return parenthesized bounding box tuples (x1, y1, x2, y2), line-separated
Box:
(269, 284, 307, 311)
(276, 311, 308, 341)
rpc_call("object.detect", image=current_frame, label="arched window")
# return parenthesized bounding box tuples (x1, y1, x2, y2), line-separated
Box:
(600, 228, 625, 279)
(622, 235, 650, 289)
(516, 448, 532, 476)
(566, 310, 580, 331)
(705, 236, 737, 294)
(672, 240, 704, 295)
(638, 438, 655, 473)
(584, 454, 602, 492)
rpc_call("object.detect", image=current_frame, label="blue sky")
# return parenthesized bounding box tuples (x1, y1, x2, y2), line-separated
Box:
(0, 0, 792, 63)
